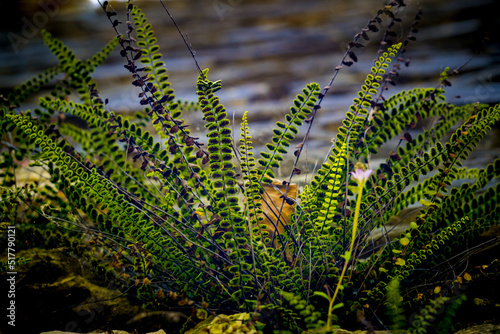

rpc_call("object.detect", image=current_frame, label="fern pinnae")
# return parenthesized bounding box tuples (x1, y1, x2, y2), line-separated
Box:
(310, 43, 402, 245)
(138, 203, 234, 271)
(120, 207, 233, 304)
(359, 149, 441, 230)
(367, 123, 500, 299)
(5, 1, 500, 330)
(100, 2, 212, 218)
(421, 106, 499, 209)
(315, 144, 348, 235)
(3, 64, 61, 110)
(41, 30, 104, 104)
(129, 5, 176, 131)
(377, 81, 473, 170)
(84, 37, 119, 73)
(390, 104, 464, 169)
(129, 4, 199, 157)
(321, 2, 405, 88)
(88, 99, 209, 248)
(417, 161, 499, 237)
(289, 3, 406, 186)
(130, 1, 203, 163)
(374, 169, 459, 228)
(79, 90, 183, 206)
(237, 111, 263, 291)
(6, 114, 225, 305)
(196, 69, 256, 305)
(257, 83, 320, 183)
(238, 111, 267, 244)
(334, 42, 403, 156)
(374, 8, 423, 101)
(58, 121, 143, 192)
(363, 88, 444, 157)
(359, 104, 495, 224)
(100, 1, 201, 164)
(385, 278, 406, 332)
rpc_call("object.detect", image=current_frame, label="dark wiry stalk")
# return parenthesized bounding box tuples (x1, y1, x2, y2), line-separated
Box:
(159, 0, 202, 74)
(97, 0, 215, 214)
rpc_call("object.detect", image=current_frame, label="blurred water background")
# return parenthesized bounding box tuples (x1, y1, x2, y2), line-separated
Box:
(1, 0, 499, 173)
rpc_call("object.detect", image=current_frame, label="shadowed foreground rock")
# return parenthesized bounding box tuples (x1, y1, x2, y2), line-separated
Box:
(38, 324, 500, 334)
(0, 248, 188, 334)
(40, 331, 166, 334)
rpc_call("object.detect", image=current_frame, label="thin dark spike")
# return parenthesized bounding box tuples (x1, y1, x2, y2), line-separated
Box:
(159, 0, 202, 74)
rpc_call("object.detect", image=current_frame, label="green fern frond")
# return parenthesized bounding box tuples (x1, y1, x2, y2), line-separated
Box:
(7, 112, 224, 305)
(239, 111, 265, 227)
(197, 69, 237, 205)
(129, 4, 181, 138)
(385, 279, 407, 332)
(196, 69, 261, 305)
(258, 83, 320, 182)
(313, 143, 347, 233)
(333, 42, 403, 156)
(4, 3, 500, 332)
(364, 87, 446, 156)
(360, 104, 499, 231)
(41, 30, 99, 103)
(2, 65, 61, 109)
(84, 37, 118, 72)
(434, 294, 466, 334)
(409, 296, 451, 334)
(39, 97, 106, 127)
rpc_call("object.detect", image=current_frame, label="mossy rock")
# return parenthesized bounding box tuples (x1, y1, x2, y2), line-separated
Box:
(454, 324, 500, 334)
(0, 248, 185, 333)
(185, 313, 265, 334)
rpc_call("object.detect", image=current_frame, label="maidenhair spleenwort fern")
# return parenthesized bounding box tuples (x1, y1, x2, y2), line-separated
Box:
(1, 1, 499, 332)
(258, 83, 321, 182)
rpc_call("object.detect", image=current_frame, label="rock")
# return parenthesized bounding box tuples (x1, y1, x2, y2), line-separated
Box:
(40, 330, 166, 334)
(184, 313, 264, 334)
(0, 248, 186, 333)
(453, 324, 500, 334)
(39, 331, 130, 334)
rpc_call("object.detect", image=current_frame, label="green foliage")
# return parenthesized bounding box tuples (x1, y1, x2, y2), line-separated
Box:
(333, 42, 403, 156)
(258, 83, 320, 182)
(434, 294, 467, 334)
(384, 278, 468, 334)
(40, 29, 117, 104)
(1, 1, 498, 333)
(1, 64, 60, 109)
(278, 290, 327, 331)
(385, 279, 407, 332)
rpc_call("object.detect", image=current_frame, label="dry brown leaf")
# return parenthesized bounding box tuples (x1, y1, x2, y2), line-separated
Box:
(257, 180, 297, 248)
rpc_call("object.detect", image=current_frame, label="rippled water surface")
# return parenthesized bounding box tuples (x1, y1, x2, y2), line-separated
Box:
(1, 0, 499, 170)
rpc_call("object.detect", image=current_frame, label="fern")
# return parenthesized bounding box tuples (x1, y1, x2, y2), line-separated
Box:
(129, 3, 177, 138)
(385, 279, 407, 332)
(41, 30, 116, 104)
(333, 42, 402, 157)
(2, 65, 61, 110)
(434, 294, 467, 334)
(258, 83, 320, 182)
(1, 1, 499, 332)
